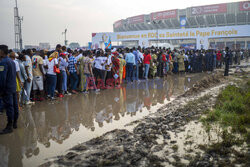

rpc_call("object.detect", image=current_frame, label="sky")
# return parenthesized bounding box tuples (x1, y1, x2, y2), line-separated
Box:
(0, 0, 242, 49)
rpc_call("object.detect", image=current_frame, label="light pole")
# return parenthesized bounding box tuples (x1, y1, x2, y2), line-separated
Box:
(149, 21, 159, 47)
(14, 0, 23, 51)
(153, 21, 159, 48)
(62, 28, 68, 46)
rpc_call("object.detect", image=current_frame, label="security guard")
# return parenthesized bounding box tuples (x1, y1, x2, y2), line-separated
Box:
(0, 45, 19, 134)
(224, 47, 230, 76)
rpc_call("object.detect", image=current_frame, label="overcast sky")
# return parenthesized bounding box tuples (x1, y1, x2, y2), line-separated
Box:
(0, 0, 242, 48)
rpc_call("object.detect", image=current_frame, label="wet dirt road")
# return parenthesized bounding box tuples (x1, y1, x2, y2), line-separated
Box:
(0, 73, 207, 167)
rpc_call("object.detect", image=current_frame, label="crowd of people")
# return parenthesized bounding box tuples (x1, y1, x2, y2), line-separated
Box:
(0, 43, 249, 134)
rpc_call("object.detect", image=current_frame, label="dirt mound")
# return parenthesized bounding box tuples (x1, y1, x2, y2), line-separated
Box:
(183, 73, 225, 97)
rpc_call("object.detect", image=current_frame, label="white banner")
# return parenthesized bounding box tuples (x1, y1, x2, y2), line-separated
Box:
(92, 25, 250, 49)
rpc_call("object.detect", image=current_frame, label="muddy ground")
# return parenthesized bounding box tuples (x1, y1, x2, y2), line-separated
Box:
(41, 68, 250, 167)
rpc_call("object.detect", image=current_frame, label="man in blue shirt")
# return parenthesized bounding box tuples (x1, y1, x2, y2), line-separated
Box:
(132, 47, 140, 81)
(125, 48, 135, 82)
(0, 45, 19, 134)
(68, 53, 79, 94)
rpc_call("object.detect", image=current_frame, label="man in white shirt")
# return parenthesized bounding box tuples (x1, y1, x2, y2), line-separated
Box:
(104, 50, 112, 86)
(24, 49, 34, 105)
(93, 51, 104, 86)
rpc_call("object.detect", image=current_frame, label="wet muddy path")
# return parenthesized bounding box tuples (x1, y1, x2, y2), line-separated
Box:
(0, 74, 207, 167)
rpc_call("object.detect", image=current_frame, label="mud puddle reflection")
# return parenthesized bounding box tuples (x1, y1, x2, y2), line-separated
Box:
(0, 73, 207, 167)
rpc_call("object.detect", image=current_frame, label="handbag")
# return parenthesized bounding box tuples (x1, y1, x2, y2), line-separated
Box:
(54, 65, 60, 73)
(53, 58, 60, 73)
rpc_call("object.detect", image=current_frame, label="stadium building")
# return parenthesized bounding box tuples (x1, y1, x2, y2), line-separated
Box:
(92, 1, 250, 50)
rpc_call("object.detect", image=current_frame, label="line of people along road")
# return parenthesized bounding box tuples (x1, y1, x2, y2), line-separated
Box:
(0, 44, 249, 134)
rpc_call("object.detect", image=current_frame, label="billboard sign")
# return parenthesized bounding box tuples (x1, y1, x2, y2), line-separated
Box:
(239, 1, 250, 11)
(150, 9, 177, 20)
(191, 3, 227, 15)
(127, 15, 145, 24)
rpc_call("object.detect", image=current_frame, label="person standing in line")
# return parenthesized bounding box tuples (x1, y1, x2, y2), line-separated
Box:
(118, 53, 126, 84)
(0, 45, 19, 134)
(213, 50, 217, 69)
(125, 48, 135, 82)
(78, 52, 87, 92)
(9, 52, 23, 111)
(236, 49, 241, 65)
(32, 50, 45, 101)
(184, 51, 189, 72)
(143, 50, 151, 80)
(132, 47, 140, 82)
(59, 52, 69, 95)
(216, 51, 222, 68)
(68, 51, 79, 94)
(104, 49, 113, 86)
(177, 51, 185, 73)
(45, 52, 59, 99)
(111, 51, 120, 87)
(17, 54, 27, 106)
(150, 50, 157, 78)
(137, 47, 144, 79)
(83, 52, 99, 93)
(156, 50, 164, 77)
(23, 49, 34, 105)
(224, 47, 230, 76)
(93, 51, 104, 88)
(172, 52, 178, 74)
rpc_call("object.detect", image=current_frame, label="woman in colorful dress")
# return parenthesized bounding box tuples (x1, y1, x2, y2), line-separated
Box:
(111, 51, 120, 87)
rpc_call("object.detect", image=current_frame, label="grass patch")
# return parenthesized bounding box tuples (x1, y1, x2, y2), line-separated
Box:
(201, 80, 250, 144)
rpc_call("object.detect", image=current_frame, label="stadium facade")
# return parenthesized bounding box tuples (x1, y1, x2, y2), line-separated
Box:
(92, 1, 250, 50)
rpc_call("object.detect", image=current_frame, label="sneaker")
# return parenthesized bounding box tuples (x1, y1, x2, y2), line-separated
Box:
(25, 101, 35, 105)
(50, 97, 56, 100)
(82, 91, 89, 94)
(58, 94, 64, 98)
(95, 89, 100, 92)
(64, 91, 72, 95)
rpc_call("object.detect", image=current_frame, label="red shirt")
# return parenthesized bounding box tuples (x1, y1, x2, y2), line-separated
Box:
(216, 52, 222, 61)
(162, 54, 167, 62)
(143, 54, 152, 64)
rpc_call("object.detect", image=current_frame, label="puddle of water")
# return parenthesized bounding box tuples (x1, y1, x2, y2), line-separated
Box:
(0, 73, 207, 167)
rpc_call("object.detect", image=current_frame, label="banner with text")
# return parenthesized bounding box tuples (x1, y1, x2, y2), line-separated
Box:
(191, 3, 227, 15)
(127, 15, 145, 24)
(150, 9, 177, 21)
(92, 25, 250, 49)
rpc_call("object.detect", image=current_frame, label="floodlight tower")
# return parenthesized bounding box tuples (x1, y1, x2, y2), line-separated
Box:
(62, 29, 68, 46)
(14, 0, 23, 51)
